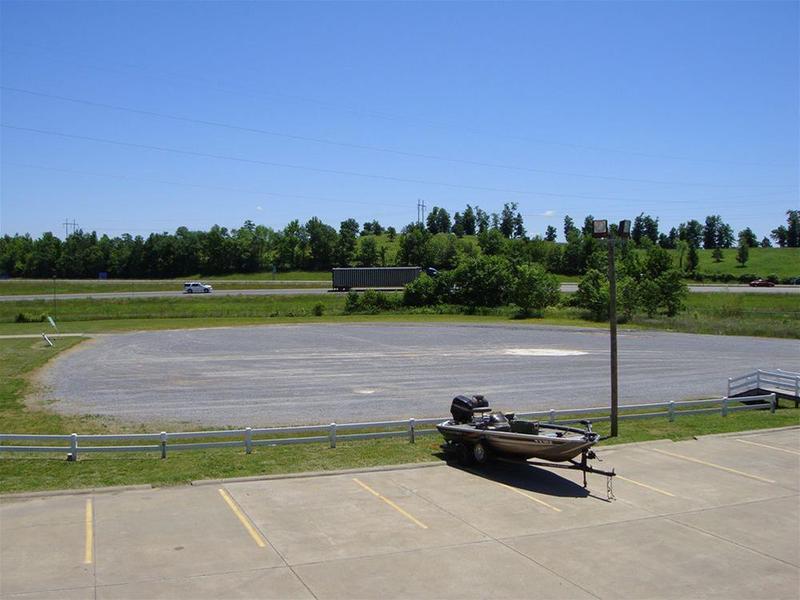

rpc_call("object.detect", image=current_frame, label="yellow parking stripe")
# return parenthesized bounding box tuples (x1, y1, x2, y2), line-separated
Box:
(494, 480, 563, 512)
(616, 475, 675, 497)
(84, 498, 93, 564)
(353, 478, 428, 529)
(651, 448, 775, 484)
(218, 488, 266, 547)
(736, 439, 800, 456)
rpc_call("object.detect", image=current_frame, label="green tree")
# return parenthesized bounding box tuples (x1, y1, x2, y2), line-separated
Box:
(712, 247, 723, 263)
(544, 225, 557, 242)
(451, 255, 511, 308)
(787, 210, 800, 247)
(737, 228, 758, 248)
(574, 269, 608, 320)
(356, 235, 379, 267)
(736, 242, 749, 266)
(462, 205, 477, 235)
(510, 264, 560, 316)
(335, 218, 360, 266)
(397, 224, 431, 266)
(686, 244, 699, 273)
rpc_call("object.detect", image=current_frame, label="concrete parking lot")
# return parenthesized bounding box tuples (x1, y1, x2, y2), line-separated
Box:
(2, 427, 798, 599)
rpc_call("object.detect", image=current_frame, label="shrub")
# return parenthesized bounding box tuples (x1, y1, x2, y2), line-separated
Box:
(312, 302, 325, 316)
(14, 312, 47, 323)
(403, 273, 438, 307)
(738, 273, 759, 283)
(766, 273, 779, 283)
(509, 264, 560, 316)
(574, 269, 609, 320)
(344, 289, 400, 313)
(451, 255, 511, 308)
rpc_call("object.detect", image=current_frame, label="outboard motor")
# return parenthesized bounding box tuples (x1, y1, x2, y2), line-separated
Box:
(450, 394, 489, 424)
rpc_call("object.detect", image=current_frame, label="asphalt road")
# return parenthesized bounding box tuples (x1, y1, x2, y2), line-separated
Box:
(2, 283, 798, 302)
(39, 323, 799, 427)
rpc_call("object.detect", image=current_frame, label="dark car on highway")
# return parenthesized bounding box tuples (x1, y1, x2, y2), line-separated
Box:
(749, 279, 775, 287)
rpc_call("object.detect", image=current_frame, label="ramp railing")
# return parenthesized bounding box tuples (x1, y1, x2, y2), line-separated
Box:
(728, 370, 800, 405)
(0, 394, 778, 459)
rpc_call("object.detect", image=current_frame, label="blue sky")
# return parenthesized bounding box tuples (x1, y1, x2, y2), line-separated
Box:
(1, 1, 797, 241)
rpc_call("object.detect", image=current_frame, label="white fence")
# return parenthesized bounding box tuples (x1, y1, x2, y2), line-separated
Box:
(728, 370, 800, 406)
(0, 394, 777, 459)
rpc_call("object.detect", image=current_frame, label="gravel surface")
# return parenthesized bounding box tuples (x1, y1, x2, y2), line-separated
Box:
(39, 323, 799, 427)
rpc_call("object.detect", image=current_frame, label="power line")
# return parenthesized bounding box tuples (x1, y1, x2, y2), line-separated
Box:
(7, 123, 794, 207)
(3, 44, 794, 169)
(2, 85, 792, 189)
(2, 161, 409, 209)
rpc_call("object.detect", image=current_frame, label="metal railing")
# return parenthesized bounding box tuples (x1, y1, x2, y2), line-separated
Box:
(0, 394, 778, 459)
(728, 369, 800, 406)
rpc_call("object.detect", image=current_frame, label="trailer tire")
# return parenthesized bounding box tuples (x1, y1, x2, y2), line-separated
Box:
(456, 443, 475, 466)
(472, 441, 489, 465)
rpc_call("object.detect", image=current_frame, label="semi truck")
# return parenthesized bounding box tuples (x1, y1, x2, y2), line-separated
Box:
(331, 267, 425, 291)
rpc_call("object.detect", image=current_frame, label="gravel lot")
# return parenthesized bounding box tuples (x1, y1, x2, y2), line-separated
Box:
(40, 323, 799, 427)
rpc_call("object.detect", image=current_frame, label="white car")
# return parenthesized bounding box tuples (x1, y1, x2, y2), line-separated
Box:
(183, 282, 213, 294)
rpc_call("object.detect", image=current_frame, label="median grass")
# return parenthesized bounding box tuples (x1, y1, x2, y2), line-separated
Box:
(1, 337, 798, 493)
(1, 290, 797, 338)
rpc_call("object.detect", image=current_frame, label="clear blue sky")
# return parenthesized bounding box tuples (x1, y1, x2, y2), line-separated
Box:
(1, 1, 797, 241)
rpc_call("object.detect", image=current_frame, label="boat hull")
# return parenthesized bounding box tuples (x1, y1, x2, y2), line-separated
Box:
(437, 421, 599, 462)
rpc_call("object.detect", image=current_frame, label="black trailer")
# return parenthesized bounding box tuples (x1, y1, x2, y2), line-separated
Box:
(331, 267, 422, 291)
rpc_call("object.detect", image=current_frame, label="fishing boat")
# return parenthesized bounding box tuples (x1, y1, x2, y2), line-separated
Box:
(437, 395, 614, 489)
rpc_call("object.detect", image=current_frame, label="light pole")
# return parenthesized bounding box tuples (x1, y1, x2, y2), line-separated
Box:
(592, 219, 631, 437)
(52, 275, 57, 322)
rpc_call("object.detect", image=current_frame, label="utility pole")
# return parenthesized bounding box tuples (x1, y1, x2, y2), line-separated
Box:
(592, 218, 631, 437)
(63, 218, 78, 238)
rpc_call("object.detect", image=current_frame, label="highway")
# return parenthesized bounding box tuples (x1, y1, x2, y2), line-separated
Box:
(1, 283, 797, 302)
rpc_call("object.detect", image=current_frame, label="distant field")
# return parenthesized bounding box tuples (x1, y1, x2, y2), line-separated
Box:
(1, 290, 797, 339)
(0, 275, 330, 295)
(673, 247, 800, 279)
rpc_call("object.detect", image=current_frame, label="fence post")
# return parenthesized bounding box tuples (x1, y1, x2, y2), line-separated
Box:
(69, 433, 78, 461)
(408, 418, 415, 444)
(795, 378, 799, 408)
(756, 370, 761, 390)
(245, 427, 252, 454)
(668, 401, 675, 423)
(329, 423, 337, 448)
(727, 378, 732, 397)
(770, 393, 776, 414)
(549, 409, 555, 424)
(160, 432, 167, 459)
(721, 398, 728, 417)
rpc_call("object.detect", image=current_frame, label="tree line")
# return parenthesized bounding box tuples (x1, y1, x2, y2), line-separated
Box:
(0, 208, 796, 279)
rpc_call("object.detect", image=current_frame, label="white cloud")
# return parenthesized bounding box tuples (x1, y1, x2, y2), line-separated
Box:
(541, 210, 555, 217)
(256, 206, 263, 211)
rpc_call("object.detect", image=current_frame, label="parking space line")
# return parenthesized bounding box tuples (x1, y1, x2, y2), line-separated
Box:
(84, 498, 93, 564)
(616, 475, 675, 497)
(493, 480, 563, 512)
(650, 448, 776, 484)
(736, 439, 800, 456)
(218, 488, 267, 547)
(352, 478, 428, 529)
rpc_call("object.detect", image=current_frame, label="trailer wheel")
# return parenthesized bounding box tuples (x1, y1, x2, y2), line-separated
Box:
(456, 443, 475, 466)
(472, 442, 489, 464)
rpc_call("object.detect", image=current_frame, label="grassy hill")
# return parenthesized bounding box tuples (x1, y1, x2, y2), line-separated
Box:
(686, 247, 799, 280)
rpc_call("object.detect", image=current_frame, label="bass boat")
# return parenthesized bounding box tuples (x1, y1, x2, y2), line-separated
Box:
(437, 395, 614, 490)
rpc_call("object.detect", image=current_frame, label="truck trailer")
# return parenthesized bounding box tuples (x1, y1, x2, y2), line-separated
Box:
(331, 267, 422, 291)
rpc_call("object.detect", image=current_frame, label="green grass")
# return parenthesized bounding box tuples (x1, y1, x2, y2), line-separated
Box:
(0, 277, 328, 296)
(678, 247, 800, 279)
(1, 324, 799, 493)
(0, 290, 797, 338)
